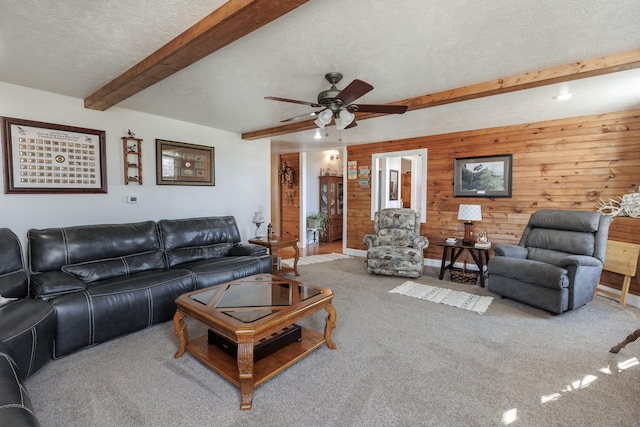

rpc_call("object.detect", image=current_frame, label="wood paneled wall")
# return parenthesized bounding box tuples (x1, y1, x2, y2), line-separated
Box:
(346, 109, 640, 295)
(279, 153, 300, 241)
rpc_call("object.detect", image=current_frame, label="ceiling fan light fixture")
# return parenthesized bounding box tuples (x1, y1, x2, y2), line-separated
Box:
(335, 109, 354, 130)
(314, 109, 333, 129)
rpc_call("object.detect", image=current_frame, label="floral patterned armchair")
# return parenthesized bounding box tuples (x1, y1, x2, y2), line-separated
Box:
(363, 208, 429, 278)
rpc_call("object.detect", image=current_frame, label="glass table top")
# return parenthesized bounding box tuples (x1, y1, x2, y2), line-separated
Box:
(189, 281, 323, 323)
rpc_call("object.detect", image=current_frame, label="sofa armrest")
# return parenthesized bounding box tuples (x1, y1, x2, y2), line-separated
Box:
(228, 243, 268, 256)
(558, 255, 602, 268)
(411, 235, 429, 251)
(362, 234, 379, 248)
(493, 243, 528, 258)
(30, 271, 86, 300)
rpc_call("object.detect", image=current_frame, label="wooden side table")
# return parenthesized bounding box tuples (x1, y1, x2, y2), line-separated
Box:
(437, 241, 491, 287)
(248, 236, 300, 276)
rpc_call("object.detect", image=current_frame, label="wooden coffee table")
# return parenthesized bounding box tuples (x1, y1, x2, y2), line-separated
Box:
(173, 274, 336, 410)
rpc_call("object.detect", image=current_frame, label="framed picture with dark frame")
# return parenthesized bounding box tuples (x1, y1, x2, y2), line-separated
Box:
(389, 169, 399, 200)
(454, 154, 512, 198)
(1, 116, 107, 194)
(156, 139, 215, 186)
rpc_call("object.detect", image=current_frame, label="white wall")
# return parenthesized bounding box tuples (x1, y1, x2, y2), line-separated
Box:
(0, 82, 271, 250)
(304, 149, 343, 217)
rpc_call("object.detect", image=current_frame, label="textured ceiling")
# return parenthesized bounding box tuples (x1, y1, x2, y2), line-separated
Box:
(1, 0, 639, 154)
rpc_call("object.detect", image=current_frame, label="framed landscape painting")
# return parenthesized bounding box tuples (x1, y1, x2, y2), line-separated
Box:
(454, 154, 512, 198)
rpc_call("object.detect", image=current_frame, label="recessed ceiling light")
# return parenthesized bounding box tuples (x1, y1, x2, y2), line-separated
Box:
(553, 93, 572, 101)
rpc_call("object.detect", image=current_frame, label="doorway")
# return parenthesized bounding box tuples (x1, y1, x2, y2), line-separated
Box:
(371, 149, 427, 222)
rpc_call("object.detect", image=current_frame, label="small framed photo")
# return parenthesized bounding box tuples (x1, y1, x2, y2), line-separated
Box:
(2, 116, 107, 194)
(454, 154, 512, 198)
(156, 139, 215, 186)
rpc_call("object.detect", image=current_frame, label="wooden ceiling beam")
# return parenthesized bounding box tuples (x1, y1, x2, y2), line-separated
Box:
(84, 0, 310, 111)
(242, 49, 640, 140)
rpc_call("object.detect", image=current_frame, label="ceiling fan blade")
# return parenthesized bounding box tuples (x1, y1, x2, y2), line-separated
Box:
(336, 79, 373, 105)
(351, 104, 408, 114)
(280, 110, 323, 123)
(265, 96, 321, 108)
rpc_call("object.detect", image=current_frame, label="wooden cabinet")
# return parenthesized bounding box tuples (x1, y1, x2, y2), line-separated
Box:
(319, 176, 343, 242)
(402, 172, 411, 207)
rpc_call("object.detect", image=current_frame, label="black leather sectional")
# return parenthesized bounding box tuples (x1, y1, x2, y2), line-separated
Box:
(0, 216, 272, 426)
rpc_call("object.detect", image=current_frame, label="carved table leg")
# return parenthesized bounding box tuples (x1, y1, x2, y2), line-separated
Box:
(610, 328, 640, 353)
(292, 243, 300, 276)
(324, 304, 337, 350)
(173, 310, 189, 358)
(236, 337, 255, 410)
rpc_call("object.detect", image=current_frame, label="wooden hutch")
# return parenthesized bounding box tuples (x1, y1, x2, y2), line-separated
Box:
(319, 175, 343, 242)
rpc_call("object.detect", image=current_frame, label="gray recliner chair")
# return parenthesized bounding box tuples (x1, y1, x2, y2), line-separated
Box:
(363, 208, 429, 278)
(487, 209, 613, 314)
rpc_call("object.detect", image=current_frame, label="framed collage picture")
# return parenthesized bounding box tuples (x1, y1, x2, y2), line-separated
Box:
(156, 139, 215, 186)
(2, 116, 107, 194)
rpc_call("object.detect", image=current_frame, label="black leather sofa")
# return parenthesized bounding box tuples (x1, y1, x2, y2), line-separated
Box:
(0, 216, 272, 426)
(0, 228, 55, 427)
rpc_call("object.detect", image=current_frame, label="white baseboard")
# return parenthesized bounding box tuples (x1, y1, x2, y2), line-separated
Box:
(343, 248, 640, 309)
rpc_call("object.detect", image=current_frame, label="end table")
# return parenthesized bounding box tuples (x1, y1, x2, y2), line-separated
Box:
(437, 240, 491, 287)
(248, 236, 300, 276)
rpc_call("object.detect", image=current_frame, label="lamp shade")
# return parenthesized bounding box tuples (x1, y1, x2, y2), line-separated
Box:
(335, 109, 354, 130)
(314, 109, 333, 129)
(252, 212, 264, 223)
(457, 204, 482, 222)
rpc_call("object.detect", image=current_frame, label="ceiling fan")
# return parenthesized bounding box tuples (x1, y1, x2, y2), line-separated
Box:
(265, 72, 408, 130)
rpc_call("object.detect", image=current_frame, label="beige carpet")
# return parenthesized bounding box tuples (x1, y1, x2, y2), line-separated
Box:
(281, 252, 351, 267)
(25, 256, 640, 426)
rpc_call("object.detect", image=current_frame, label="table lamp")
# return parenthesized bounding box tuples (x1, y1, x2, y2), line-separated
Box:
(252, 212, 264, 238)
(458, 204, 482, 245)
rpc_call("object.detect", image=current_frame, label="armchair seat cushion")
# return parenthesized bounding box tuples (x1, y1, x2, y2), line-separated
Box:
(488, 257, 568, 290)
(366, 246, 425, 271)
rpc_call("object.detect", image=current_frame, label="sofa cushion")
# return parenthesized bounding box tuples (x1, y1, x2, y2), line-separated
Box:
(158, 216, 242, 250)
(177, 255, 273, 289)
(0, 228, 29, 298)
(62, 250, 166, 284)
(376, 209, 418, 232)
(165, 243, 233, 268)
(378, 230, 413, 247)
(30, 271, 87, 299)
(525, 229, 595, 256)
(0, 271, 29, 299)
(28, 221, 161, 273)
(50, 269, 194, 358)
(527, 209, 600, 233)
(488, 257, 569, 290)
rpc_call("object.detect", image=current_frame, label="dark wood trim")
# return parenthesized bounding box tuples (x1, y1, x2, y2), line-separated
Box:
(242, 49, 640, 140)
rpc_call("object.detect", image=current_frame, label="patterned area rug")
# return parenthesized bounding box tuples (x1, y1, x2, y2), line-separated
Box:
(389, 281, 494, 314)
(281, 252, 352, 267)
